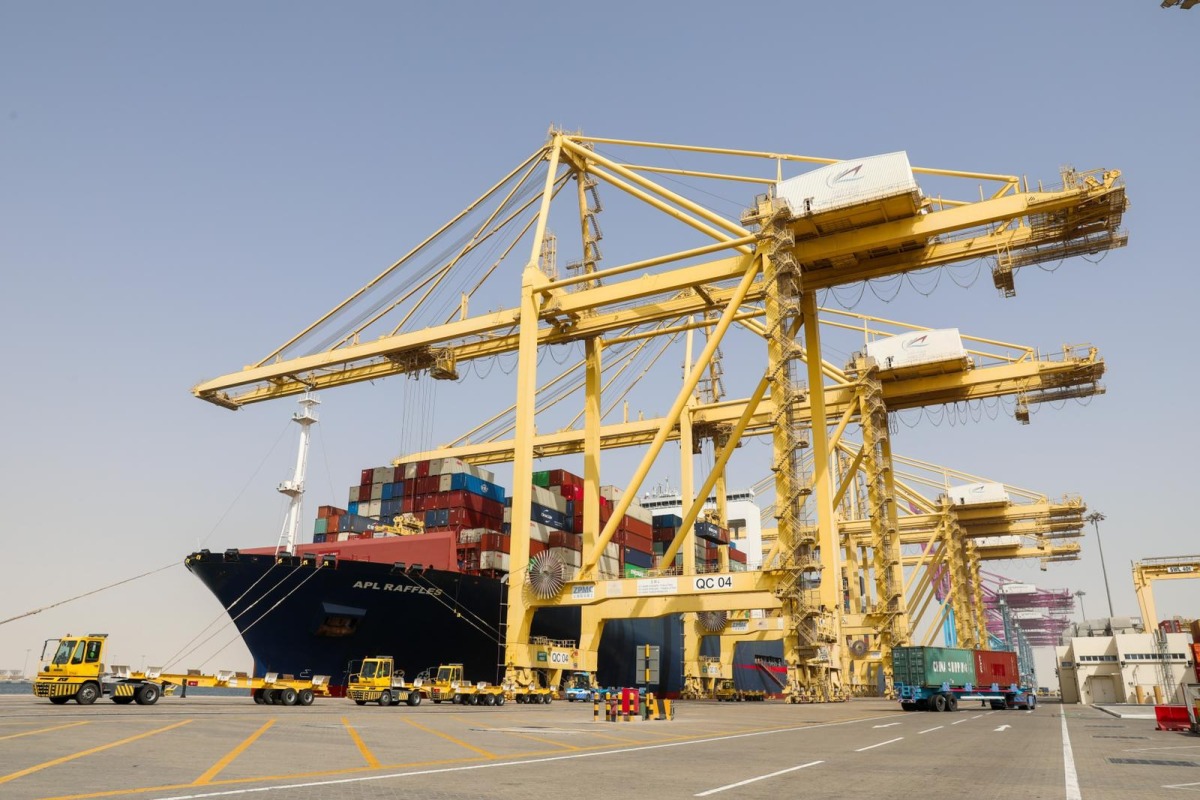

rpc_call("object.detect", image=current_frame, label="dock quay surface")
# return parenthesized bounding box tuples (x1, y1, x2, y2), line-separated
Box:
(0, 695, 1193, 799)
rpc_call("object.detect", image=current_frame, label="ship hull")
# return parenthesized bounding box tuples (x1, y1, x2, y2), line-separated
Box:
(185, 550, 700, 694)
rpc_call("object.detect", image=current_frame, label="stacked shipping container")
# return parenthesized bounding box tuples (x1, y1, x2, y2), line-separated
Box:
(314, 463, 676, 582)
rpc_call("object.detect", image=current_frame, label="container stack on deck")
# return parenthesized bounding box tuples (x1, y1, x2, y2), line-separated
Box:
(312, 462, 667, 581)
(651, 514, 740, 572)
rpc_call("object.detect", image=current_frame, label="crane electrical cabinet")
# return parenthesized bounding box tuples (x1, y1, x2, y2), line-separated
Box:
(193, 133, 1127, 702)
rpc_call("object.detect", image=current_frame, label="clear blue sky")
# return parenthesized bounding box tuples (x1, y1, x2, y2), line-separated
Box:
(1, 1, 1196, 676)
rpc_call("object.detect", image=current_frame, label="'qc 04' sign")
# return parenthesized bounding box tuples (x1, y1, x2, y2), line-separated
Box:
(692, 575, 733, 592)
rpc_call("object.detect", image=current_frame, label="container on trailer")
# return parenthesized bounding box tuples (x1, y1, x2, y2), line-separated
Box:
(973, 649, 1019, 687)
(892, 646, 975, 687)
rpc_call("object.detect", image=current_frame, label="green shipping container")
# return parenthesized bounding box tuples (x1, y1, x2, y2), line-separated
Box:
(892, 646, 975, 688)
(532, 471, 551, 488)
(314, 518, 328, 535)
(623, 564, 649, 578)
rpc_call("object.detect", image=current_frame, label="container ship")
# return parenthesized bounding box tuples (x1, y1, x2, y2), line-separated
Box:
(185, 455, 780, 696)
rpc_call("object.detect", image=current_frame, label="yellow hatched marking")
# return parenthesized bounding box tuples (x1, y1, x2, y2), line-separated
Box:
(403, 716, 496, 758)
(0, 721, 89, 741)
(0, 720, 192, 785)
(341, 717, 380, 768)
(470, 720, 580, 751)
(192, 719, 275, 785)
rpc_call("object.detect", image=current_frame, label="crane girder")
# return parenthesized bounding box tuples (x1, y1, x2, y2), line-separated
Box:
(1132, 555, 1200, 628)
(396, 355, 1103, 466)
(193, 150, 1124, 409)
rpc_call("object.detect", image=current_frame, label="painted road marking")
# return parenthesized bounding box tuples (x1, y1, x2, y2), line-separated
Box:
(0, 721, 89, 741)
(194, 720, 276, 785)
(342, 717, 380, 769)
(403, 717, 496, 759)
(951, 720, 967, 725)
(694, 761, 824, 797)
(855, 737, 903, 752)
(0, 720, 192, 786)
(872, 723, 901, 728)
(917, 726, 943, 734)
(139, 714, 900, 800)
(1162, 781, 1200, 792)
(971, 714, 984, 719)
(1061, 711, 1081, 800)
(994, 725, 1012, 732)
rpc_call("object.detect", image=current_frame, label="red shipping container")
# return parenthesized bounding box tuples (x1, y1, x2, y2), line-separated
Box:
(1192, 643, 1200, 682)
(621, 516, 652, 538)
(401, 497, 414, 513)
(531, 540, 548, 558)
(416, 460, 430, 478)
(556, 484, 584, 502)
(481, 532, 510, 553)
(360, 468, 374, 486)
(624, 530, 653, 552)
(482, 497, 504, 519)
(973, 649, 1019, 687)
(548, 530, 582, 551)
(729, 547, 747, 563)
(392, 466, 404, 483)
(357, 485, 371, 502)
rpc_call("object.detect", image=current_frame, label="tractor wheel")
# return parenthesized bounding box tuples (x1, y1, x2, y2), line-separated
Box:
(298, 688, 314, 706)
(377, 690, 392, 707)
(407, 692, 422, 707)
(76, 682, 100, 705)
(280, 687, 298, 706)
(49, 696, 71, 705)
(135, 683, 161, 705)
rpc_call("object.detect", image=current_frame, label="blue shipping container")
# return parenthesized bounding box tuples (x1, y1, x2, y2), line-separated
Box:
(624, 547, 653, 568)
(447, 472, 505, 502)
(381, 483, 393, 500)
(532, 503, 567, 531)
(653, 514, 683, 528)
(348, 501, 359, 516)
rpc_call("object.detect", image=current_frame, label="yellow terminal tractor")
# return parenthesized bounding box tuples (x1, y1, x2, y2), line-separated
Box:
(346, 656, 424, 706)
(33, 633, 331, 706)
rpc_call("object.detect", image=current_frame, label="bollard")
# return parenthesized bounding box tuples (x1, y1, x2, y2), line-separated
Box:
(647, 692, 659, 720)
(608, 692, 618, 722)
(663, 699, 673, 720)
(593, 691, 600, 721)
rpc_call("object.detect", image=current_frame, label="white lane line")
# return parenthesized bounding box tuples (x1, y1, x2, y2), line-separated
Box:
(873, 722, 902, 728)
(694, 761, 824, 796)
(1062, 711, 1082, 800)
(1126, 745, 1200, 753)
(1162, 781, 1200, 792)
(856, 737, 904, 752)
(917, 726, 943, 734)
(951, 719, 968, 725)
(147, 713, 898, 800)
(971, 714, 984, 719)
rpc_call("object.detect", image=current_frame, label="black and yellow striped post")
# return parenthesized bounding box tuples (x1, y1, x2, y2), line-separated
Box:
(645, 692, 655, 720)
(592, 691, 600, 722)
(661, 699, 673, 720)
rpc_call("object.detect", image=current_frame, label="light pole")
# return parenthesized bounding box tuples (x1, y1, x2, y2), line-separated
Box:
(1086, 511, 1114, 618)
(1074, 590, 1087, 622)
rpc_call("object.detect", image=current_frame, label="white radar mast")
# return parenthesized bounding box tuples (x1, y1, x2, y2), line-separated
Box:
(277, 393, 319, 554)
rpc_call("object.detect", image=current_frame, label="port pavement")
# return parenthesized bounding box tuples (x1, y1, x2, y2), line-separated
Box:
(0, 695, 1193, 799)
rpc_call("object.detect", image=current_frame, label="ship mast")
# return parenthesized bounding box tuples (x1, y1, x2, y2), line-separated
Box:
(277, 393, 319, 554)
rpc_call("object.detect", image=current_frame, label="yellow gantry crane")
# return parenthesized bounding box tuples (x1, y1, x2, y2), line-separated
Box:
(193, 133, 1127, 702)
(1132, 555, 1200, 630)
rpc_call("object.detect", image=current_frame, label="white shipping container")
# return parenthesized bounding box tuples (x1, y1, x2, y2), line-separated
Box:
(438, 474, 452, 493)
(948, 482, 1009, 506)
(531, 485, 569, 513)
(370, 483, 383, 501)
(864, 328, 966, 370)
(427, 458, 443, 476)
(503, 507, 511, 524)
(348, 486, 360, 505)
(479, 551, 510, 572)
(775, 151, 919, 217)
(974, 535, 1022, 549)
(604, 542, 619, 558)
(466, 463, 496, 483)
(600, 485, 623, 503)
(626, 503, 652, 525)
(529, 522, 553, 544)
(403, 463, 417, 480)
(372, 466, 392, 483)
(548, 546, 582, 568)
(458, 529, 484, 544)
(364, 500, 381, 518)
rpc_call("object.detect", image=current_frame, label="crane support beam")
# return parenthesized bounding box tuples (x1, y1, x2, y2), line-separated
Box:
(1132, 555, 1200, 630)
(403, 355, 1102, 466)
